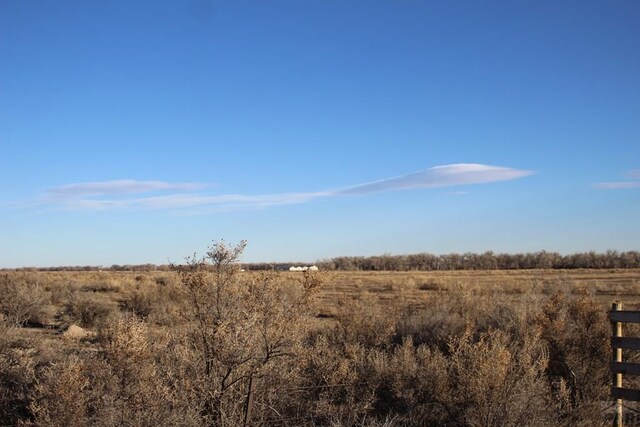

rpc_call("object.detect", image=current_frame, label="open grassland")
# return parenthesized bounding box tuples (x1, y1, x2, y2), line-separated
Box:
(6, 268, 640, 326)
(2, 263, 640, 426)
(316, 269, 640, 313)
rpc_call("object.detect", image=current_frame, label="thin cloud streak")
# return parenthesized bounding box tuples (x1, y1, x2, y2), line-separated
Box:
(63, 192, 323, 211)
(595, 169, 640, 189)
(595, 182, 640, 189)
(46, 180, 205, 198)
(628, 170, 640, 179)
(19, 163, 533, 212)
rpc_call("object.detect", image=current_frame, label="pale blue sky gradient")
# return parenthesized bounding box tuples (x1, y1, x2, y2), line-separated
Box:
(1, 1, 639, 267)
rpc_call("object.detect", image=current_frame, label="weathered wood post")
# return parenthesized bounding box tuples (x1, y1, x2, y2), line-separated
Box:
(243, 373, 255, 427)
(613, 301, 623, 427)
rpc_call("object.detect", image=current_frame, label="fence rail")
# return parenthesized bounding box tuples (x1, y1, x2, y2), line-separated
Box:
(612, 387, 640, 402)
(612, 337, 640, 351)
(610, 311, 640, 324)
(611, 362, 640, 376)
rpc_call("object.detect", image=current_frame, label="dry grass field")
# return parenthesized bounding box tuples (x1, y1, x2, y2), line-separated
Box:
(316, 269, 640, 313)
(6, 268, 640, 327)
(2, 257, 640, 426)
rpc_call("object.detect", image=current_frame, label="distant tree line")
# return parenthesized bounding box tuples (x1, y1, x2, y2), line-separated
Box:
(6, 264, 174, 272)
(3, 250, 640, 272)
(316, 250, 640, 271)
(5, 263, 300, 272)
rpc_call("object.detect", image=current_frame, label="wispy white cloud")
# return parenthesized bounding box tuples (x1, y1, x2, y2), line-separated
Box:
(61, 192, 321, 211)
(331, 164, 531, 196)
(595, 169, 640, 189)
(46, 180, 205, 199)
(14, 163, 532, 213)
(627, 170, 640, 180)
(594, 182, 640, 190)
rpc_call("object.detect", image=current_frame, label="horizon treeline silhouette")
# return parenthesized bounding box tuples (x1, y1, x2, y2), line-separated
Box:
(6, 250, 640, 272)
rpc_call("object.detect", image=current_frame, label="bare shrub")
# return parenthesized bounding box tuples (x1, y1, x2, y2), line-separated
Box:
(79, 280, 121, 293)
(171, 240, 322, 426)
(325, 415, 402, 427)
(395, 307, 466, 352)
(150, 332, 206, 425)
(90, 316, 171, 427)
(122, 286, 154, 319)
(154, 274, 175, 286)
(30, 357, 89, 427)
(400, 328, 553, 426)
(363, 338, 424, 418)
(416, 280, 443, 291)
(0, 316, 38, 425)
(64, 291, 118, 328)
(0, 273, 53, 326)
(536, 293, 611, 425)
(294, 335, 375, 423)
(31, 316, 194, 427)
(396, 285, 546, 351)
(334, 293, 399, 349)
(394, 288, 477, 350)
(121, 281, 184, 326)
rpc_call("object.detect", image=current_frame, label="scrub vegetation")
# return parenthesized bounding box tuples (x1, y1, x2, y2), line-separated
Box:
(1, 242, 638, 426)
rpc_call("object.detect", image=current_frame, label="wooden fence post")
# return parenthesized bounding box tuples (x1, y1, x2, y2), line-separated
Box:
(613, 301, 623, 427)
(243, 373, 255, 427)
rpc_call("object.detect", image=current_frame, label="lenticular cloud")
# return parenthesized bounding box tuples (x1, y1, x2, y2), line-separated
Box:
(21, 163, 533, 212)
(332, 164, 533, 196)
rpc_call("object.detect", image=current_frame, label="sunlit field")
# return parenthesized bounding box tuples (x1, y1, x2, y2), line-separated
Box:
(316, 269, 640, 308)
(5, 268, 640, 329)
(2, 262, 639, 426)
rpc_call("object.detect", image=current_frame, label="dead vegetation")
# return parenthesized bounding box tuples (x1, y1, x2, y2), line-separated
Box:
(1, 245, 639, 426)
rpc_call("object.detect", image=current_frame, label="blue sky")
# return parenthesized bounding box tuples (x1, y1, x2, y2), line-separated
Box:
(1, 1, 639, 267)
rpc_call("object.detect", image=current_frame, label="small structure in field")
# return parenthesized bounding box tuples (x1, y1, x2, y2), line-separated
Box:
(289, 265, 319, 272)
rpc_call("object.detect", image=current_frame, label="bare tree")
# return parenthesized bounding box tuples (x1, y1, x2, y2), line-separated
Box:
(172, 240, 321, 426)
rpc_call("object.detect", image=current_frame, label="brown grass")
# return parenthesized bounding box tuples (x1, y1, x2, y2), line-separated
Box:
(2, 265, 639, 426)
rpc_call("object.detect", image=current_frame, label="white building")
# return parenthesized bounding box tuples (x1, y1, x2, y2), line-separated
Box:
(289, 265, 319, 271)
